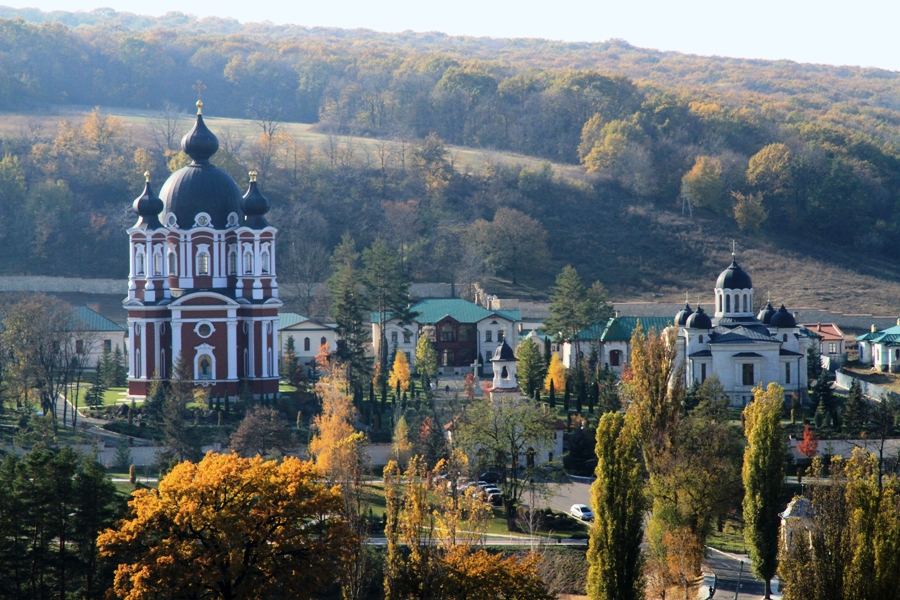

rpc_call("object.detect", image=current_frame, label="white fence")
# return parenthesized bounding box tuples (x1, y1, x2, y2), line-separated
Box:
(834, 370, 890, 401)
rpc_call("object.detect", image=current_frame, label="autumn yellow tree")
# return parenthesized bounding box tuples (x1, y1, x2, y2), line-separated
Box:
(439, 547, 555, 600)
(543, 353, 566, 394)
(389, 349, 411, 392)
(681, 155, 725, 213)
(98, 452, 353, 600)
(309, 367, 357, 477)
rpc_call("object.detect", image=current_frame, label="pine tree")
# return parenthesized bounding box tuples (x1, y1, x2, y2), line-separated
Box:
(842, 379, 868, 433)
(544, 265, 613, 360)
(85, 362, 107, 408)
(283, 335, 300, 386)
(742, 383, 787, 599)
(161, 353, 200, 465)
(112, 345, 128, 387)
(549, 379, 556, 408)
(98, 346, 114, 388)
(587, 412, 645, 600)
(328, 234, 370, 393)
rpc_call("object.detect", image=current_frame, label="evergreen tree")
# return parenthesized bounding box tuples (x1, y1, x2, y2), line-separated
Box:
(283, 335, 300, 386)
(842, 379, 868, 433)
(549, 379, 556, 408)
(596, 366, 621, 414)
(161, 353, 200, 466)
(810, 371, 837, 425)
(515, 337, 545, 397)
(144, 375, 167, 423)
(807, 344, 823, 383)
(743, 383, 787, 599)
(98, 346, 114, 388)
(328, 234, 370, 393)
(543, 338, 552, 366)
(363, 239, 416, 397)
(587, 412, 645, 600)
(84, 367, 106, 408)
(111, 344, 128, 387)
(563, 379, 571, 412)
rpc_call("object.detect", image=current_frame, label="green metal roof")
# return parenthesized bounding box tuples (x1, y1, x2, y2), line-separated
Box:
(579, 316, 672, 342)
(374, 298, 520, 325)
(858, 325, 900, 344)
(278, 313, 333, 330)
(74, 306, 125, 332)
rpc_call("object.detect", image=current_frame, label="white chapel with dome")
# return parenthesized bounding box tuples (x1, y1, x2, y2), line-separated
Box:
(671, 254, 810, 407)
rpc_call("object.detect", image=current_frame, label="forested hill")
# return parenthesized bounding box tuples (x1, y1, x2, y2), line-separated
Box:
(2, 7, 900, 313)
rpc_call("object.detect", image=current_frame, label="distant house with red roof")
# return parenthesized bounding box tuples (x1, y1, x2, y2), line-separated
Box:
(801, 322, 846, 370)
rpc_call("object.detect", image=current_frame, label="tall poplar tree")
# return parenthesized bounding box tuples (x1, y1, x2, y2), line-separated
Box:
(415, 334, 438, 390)
(328, 234, 369, 392)
(743, 382, 787, 599)
(587, 411, 645, 600)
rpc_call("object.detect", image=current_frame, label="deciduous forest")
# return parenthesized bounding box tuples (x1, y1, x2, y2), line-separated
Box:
(2, 7, 900, 305)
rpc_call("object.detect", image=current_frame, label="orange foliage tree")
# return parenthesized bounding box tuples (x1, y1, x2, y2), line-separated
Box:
(97, 452, 353, 600)
(797, 424, 819, 460)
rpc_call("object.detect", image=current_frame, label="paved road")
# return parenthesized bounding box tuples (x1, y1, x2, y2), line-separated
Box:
(705, 547, 780, 600)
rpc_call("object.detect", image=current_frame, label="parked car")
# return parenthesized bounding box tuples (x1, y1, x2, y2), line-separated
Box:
(480, 472, 502, 484)
(570, 504, 594, 521)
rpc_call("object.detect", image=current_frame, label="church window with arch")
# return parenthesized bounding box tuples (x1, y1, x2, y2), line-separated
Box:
(243, 250, 254, 274)
(135, 248, 146, 276)
(261, 249, 270, 274)
(197, 251, 210, 276)
(725, 295, 731, 313)
(227, 246, 237, 275)
(168, 251, 177, 276)
(153, 251, 163, 276)
(304, 337, 310, 352)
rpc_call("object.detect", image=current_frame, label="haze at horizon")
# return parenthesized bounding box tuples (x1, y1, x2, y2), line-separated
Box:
(9, 0, 900, 72)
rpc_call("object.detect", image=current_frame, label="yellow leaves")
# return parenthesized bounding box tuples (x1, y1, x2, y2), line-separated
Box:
(389, 349, 411, 392)
(99, 452, 353, 600)
(439, 547, 554, 600)
(310, 370, 358, 478)
(543, 353, 566, 394)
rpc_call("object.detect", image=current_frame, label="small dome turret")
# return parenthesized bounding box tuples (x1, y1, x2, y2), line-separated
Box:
(492, 340, 517, 362)
(685, 306, 712, 330)
(769, 304, 797, 329)
(132, 172, 164, 229)
(757, 302, 777, 325)
(675, 303, 693, 327)
(181, 101, 218, 163)
(241, 171, 271, 229)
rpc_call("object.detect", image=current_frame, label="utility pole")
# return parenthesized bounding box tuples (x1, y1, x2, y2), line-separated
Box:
(734, 560, 744, 600)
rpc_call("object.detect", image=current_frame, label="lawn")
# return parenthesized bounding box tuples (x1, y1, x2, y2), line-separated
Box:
(707, 519, 747, 554)
(69, 385, 129, 407)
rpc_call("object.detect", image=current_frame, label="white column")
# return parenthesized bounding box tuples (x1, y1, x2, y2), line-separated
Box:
(272, 320, 279, 377)
(261, 321, 269, 378)
(172, 318, 182, 364)
(227, 319, 238, 379)
(248, 319, 256, 377)
(140, 322, 147, 380)
(128, 320, 136, 378)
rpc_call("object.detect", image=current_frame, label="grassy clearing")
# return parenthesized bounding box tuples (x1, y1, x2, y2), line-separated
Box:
(707, 520, 747, 554)
(70, 385, 129, 407)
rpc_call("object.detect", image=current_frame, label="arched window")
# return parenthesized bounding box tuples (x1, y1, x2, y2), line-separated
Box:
(267, 348, 274, 375)
(197, 251, 210, 275)
(304, 337, 310, 352)
(320, 336, 327, 347)
(699, 335, 704, 343)
(168, 251, 177, 276)
(609, 350, 621, 367)
(261, 251, 270, 274)
(135, 249, 145, 275)
(500, 366, 509, 379)
(725, 295, 731, 313)
(783, 334, 788, 342)
(243, 251, 254, 274)
(718, 294, 722, 313)
(743, 294, 749, 312)
(733, 294, 739, 312)
(153, 252, 163, 276)
(135, 350, 142, 378)
(228, 249, 237, 275)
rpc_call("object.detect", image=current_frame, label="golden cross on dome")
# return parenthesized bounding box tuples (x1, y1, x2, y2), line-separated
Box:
(144, 171, 150, 183)
(193, 80, 207, 114)
(249, 170, 258, 183)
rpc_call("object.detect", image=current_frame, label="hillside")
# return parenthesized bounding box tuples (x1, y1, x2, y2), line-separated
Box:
(1, 9, 900, 315)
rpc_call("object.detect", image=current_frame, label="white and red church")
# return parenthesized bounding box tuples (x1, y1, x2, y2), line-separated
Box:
(124, 101, 281, 399)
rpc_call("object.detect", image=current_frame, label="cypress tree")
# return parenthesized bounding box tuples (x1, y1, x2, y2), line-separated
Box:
(549, 380, 556, 408)
(589, 381, 597, 414)
(587, 412, 645, 600)
(743, 383, 787, 599)
(563, 379, 571, 412)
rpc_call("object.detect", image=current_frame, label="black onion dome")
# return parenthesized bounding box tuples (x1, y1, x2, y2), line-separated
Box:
(675, 303, 693, 327)
(492, 340, 517, 362)
(758, 302, 777, 325)
(159, 106, 243, 229)
(241, 172, 271, 229)
(181, 106, 218, 163)
(716, 259, 753, 290)
(685, 306, 712, 330)
(132, 173, 164, 229)
(769, 304, 797, 328)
